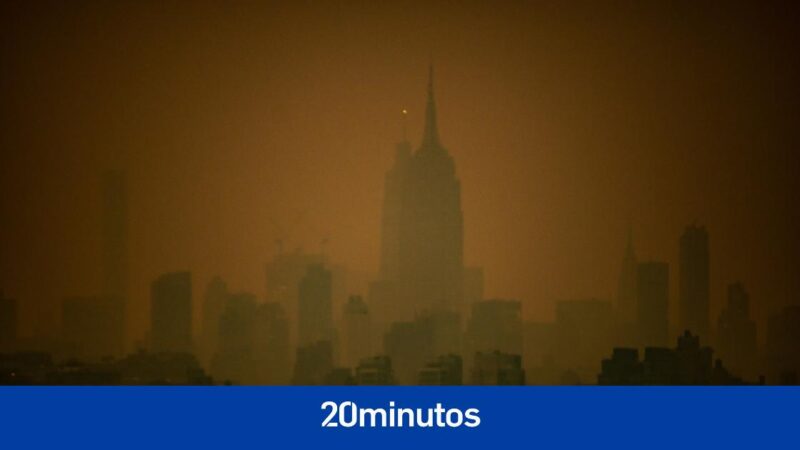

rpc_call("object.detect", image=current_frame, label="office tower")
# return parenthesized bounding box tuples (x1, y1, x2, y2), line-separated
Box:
(554, 299, 614, 379)
(616, 229, 638, 324)
(0, 291, 17, 350)
(298, 264, 333, 347)
(265, 250, 325, 355)
(253, 301, 290, 384)
(716, 283, 757, 380)
(679, 225, 710, 339)
(418, 354, 463, 385)
(150, 271, 192, 353)
(470, 351, 525, 385)
(291, 340, 333, 385)
(355, 355, 394, 385)
(210, 293, 258, 384)
(199, 276, 228, 366)
(62, 296, 123, 360)
(101, 170, 128, 356)
(383, 320, 433, 385)
(341, 295, 370, 369)
(637, 262, 669, 347)
(376, 67, 464, 321)
(465, 299, 522, 356)
(212, 293, 290, 385)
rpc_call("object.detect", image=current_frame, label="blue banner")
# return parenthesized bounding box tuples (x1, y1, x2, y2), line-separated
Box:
(1, 387, 796, 448)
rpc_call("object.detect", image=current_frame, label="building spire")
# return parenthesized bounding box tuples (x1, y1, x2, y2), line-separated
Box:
(421, 64, 441, 148)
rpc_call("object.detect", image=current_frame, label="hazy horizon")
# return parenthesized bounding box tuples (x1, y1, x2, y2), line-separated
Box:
(2, 1, 799, 348)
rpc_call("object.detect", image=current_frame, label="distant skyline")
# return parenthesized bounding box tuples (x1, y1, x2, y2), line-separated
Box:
(1, 1, 799, 348)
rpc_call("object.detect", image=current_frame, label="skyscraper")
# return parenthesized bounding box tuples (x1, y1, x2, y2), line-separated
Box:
(716, 283, 757, 380)
(679, 225, 710, 340)
(297, 264, 333, 347)
(341, 295, 370, 368)
(637, 261, 669, 347)
(377, 66, 465, 321)
(150, 271, 192, 353)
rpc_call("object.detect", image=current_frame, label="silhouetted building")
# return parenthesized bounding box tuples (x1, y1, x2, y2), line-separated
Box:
(324, 367, 355, 385)
(355, 355, 394, 385)
(0, 352, 52, 384)
(716, 283, 757, 380)
(199, 276, 228, 366)
(100, 170, 128, 357)
(298, 264, 333, 347)
(0, 291, 17, 350)
(598, 331, 744, 385)
(465, 299, 522, 371)
(341, 295, 370, 368)
(210, 293, 289, 385)
(62, 296, 124, 360)
(252, 301, 290, 384)
(637, 261, 669, 347)
(114, 350, 212, 385)
(265, 249, 325, 362)
(470, 351, 525, 385)
(211, 293, 258, 384)
(418, 354, 462, 385)
(150, 271, 192, 353)
(679, 225, 710, 341)
(522, 321, 557, 384)
(765, 305, 800, 384)
(383, 320, 432, 385)
(292, 340, 333, 385)
(616, 228, 638, 324)
(555, 299, 614, 382)
(1, 351, 212, 385)
(598, 348, 642, 385)
(377, 67, 464, 322)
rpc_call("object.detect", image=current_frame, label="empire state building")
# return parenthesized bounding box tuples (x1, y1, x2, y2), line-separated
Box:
(375, 67, 465, 324)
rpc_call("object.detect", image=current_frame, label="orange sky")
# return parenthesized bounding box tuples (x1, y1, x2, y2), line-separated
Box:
(1, 1, 799, 345)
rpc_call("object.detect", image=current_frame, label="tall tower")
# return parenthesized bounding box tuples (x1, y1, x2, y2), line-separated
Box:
(679, 225, 710, 341)
(386, 66, 464, 320)
(297, 264, 333, 346)
(150, 271, 193, 353)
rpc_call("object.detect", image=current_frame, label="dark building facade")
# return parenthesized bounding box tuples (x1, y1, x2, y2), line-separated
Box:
(298, 264, 333, 347)
(716, 283, 757, 381)
(150, 271, 192, 353)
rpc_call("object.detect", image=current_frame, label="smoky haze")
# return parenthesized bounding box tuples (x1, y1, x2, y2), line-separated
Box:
(1, 0, 799, 353)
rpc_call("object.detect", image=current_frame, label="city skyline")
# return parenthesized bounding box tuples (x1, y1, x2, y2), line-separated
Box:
(1, 2, 799, 384)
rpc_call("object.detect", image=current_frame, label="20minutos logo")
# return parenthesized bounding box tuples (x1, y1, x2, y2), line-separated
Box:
(321, 401, 481, 428)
